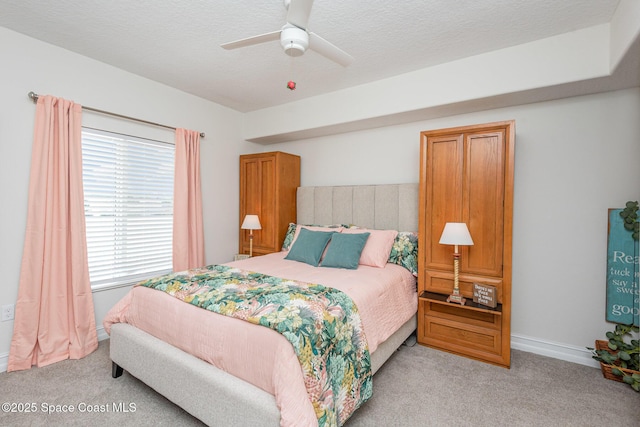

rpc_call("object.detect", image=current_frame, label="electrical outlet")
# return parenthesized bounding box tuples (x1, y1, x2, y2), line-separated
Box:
(1, 304, 14, 321)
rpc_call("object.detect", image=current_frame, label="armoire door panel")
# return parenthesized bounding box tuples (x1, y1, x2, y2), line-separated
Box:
(425, 135, 463, 271)
(257, 158, 275, 250)
(240, 159, 261, 250)
(463, 131, 505, 277)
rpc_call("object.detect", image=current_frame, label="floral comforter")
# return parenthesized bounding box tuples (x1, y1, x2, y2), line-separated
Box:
(136, 264, 372, 427)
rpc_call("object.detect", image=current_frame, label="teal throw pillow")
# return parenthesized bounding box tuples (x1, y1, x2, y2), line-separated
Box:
(321, 232, 370, 270)
(284, 228, 335, 266)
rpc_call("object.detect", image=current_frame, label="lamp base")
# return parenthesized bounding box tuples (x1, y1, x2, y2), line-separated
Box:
(447, 291, 466, 305)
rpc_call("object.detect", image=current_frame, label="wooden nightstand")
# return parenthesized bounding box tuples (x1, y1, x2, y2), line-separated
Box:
(418, 291, 505, 366)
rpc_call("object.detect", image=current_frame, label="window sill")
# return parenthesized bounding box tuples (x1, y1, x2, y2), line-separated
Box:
(90, 269, 172, 293)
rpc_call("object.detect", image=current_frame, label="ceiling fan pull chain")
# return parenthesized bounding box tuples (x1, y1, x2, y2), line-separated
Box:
(287, 45, 297, 91)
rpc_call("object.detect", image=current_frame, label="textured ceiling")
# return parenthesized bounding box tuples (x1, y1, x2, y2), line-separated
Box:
(0, 0, 622, 112)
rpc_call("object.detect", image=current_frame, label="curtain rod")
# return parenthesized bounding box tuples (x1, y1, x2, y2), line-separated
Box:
(27, 91, 205, 138)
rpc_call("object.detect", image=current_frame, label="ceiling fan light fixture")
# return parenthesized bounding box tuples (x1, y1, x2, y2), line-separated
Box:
(221, 0, 353, 67)
(281, 25, 308, 57)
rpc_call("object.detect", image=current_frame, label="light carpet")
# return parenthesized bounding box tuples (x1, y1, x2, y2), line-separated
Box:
(1, 339, 637, 426)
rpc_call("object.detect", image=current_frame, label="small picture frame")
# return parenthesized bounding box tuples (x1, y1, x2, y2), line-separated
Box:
(472, 282, 497, 308)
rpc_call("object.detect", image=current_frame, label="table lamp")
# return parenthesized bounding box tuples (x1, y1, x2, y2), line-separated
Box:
(439, 222, 474, 305)
(241, 214, 262, 257)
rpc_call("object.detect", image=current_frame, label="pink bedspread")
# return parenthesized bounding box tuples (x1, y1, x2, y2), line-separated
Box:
(103, 252, 417, 427)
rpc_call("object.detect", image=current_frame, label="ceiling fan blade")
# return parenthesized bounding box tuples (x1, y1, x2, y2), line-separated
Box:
(309, 32, 353, 67)
(286, 0, 314, 29)
(221, 30, 280, 50)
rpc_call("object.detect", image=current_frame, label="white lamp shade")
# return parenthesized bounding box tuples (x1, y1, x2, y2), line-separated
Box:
(241, 214, 262, 230)
(439, 222, 474, 246)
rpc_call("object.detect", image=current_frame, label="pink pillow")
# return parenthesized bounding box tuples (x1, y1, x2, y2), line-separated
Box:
(343, 228, 398, 268)
(289, 224, 343, 249)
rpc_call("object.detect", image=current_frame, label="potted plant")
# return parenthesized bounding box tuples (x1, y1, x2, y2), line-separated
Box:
(589, 323, 640, 392)
(619, 200, 639, 240)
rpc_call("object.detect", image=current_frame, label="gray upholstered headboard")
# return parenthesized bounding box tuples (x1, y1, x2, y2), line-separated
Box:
(297, 184, 419, 232)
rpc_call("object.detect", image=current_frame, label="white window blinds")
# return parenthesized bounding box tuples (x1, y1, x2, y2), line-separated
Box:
(81, 128, 174, 289)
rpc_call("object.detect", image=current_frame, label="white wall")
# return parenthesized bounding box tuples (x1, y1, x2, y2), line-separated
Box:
(266, 88, 640, 365)
(0, 27, 257, 366)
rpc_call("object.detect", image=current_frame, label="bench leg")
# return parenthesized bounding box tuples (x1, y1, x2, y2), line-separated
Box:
(112, 361, 124, 378)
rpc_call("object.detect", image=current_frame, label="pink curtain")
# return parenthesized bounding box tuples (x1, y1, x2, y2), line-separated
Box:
(8, 96, 98, 372)
(173, 128, 205, 271)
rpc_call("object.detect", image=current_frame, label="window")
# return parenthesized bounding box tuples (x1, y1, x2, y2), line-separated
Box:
(81, 128, 174, 290)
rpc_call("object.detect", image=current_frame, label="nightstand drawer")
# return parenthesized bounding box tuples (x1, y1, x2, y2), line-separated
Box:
(423, 315, 502, 355)
(418, 293, 504, 363)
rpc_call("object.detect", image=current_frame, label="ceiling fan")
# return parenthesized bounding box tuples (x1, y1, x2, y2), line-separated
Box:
(221, 0, 353, 67)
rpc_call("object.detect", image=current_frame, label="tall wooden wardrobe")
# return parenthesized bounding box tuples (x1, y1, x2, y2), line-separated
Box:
(417, 121, 515, 368)
(239, 151, 300, 257)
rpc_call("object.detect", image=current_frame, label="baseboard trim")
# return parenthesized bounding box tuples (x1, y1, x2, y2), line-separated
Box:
(1, 331, 601, 373)
(97, 326, 109, 342)
(511, 333, 599, 368)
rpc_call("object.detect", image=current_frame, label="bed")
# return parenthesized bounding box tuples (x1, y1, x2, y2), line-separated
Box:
(104, 183, 419, 426)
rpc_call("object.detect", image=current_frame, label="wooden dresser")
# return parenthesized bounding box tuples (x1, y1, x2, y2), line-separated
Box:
(417, 121, 515, 368)
(239, 151, 300, 257)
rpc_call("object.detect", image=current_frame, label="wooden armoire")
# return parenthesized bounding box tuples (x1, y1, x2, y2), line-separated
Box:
(417, 120, 515, 368)
(239, 151, 300, 257)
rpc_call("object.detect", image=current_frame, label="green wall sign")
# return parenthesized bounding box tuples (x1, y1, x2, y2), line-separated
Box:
(606, 209, 639, 326)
